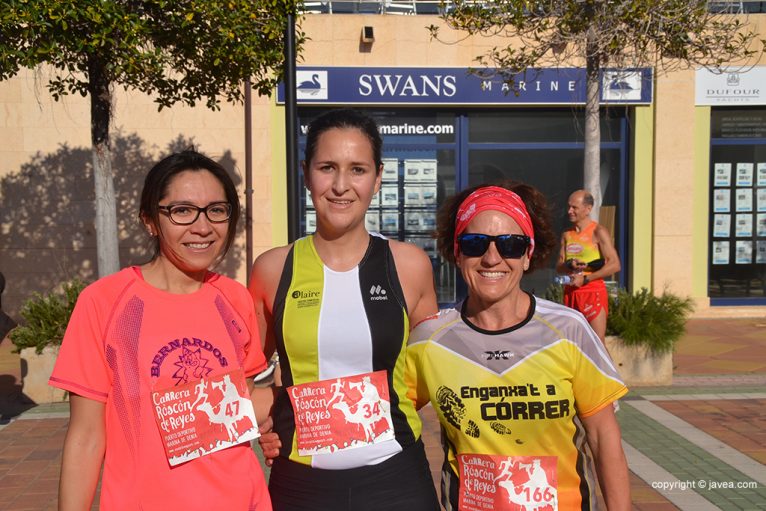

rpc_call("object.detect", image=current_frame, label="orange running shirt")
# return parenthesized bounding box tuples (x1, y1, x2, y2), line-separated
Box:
(50, 267, 270, 510)
(563, 221, 602, 275)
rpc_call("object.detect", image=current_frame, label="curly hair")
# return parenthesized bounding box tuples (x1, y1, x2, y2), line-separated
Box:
(434, 181, 556, 272)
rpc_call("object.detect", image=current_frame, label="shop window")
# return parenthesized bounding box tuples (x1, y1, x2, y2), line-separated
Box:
(468, 109, 624, 143)
(709, 108, 766, 302)
(296, 108, 628, 306)
(298, 109, 459, 303)
(467, 148, 623, 297)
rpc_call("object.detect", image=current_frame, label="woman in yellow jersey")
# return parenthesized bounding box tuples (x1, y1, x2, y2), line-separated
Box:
(249, 109, 439, 511)
(406, 182, 630, 511)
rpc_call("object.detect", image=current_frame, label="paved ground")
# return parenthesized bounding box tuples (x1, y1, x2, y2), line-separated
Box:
(1, 317, 765, 510)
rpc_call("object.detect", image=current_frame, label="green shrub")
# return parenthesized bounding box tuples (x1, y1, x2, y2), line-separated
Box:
(543, 283, 564, 304)
(606, 287, 694, 355)
(9, 279, 85, 354)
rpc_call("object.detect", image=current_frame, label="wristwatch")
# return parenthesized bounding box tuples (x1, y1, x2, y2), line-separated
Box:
(582, 275, 590, 285)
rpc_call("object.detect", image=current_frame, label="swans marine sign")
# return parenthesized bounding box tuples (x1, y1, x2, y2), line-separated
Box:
(151, 368, 260, 466)
(276, 67, 653, 106)
(288, 370, 395, 456)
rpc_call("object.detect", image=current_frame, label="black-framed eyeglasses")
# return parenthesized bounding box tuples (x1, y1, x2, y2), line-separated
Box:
(158, 202, 232, 225)
(457, 233, 530, 259)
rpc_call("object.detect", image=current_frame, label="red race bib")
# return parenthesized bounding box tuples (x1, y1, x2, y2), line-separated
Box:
(289, 370, 394, 456)
(152, 368, 260, 466)
(459, 454, 558, 511)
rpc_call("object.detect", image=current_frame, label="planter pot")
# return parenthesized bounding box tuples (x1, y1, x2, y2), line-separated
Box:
(604, 336, 672, 387)
(19, 346, 68, 404)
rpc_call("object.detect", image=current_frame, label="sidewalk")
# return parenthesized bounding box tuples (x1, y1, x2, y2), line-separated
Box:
(1, 317, 765, 510)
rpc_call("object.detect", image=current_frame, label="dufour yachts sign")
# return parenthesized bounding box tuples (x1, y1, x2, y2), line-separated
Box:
(277, 67, 653, 106)
(695, 67, 766, 105)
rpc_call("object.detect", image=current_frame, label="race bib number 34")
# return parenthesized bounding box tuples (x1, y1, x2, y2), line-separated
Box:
(459, 454, 558, 511)
(289, 370, 394, 456)
(152, 368, 260, 466)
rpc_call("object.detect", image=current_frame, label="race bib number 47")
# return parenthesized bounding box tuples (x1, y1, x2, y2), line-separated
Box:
(459, 454, 558, 511)
(289, 370, 394, 456)
(152, 368, 260, 466)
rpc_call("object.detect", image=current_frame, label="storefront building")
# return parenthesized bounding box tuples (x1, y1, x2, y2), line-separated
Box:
(278, 66, 652, 302)
(1, 11, 765, 316)
(254, 12, 766, 314)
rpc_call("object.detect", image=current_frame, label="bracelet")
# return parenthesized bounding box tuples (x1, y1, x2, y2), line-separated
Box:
(582, 275, 589, 285)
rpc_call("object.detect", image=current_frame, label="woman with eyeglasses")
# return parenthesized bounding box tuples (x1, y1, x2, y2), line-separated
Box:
(405, 183, 630, 511)
(50, 150, 273, 510)
(249, 109, 440, 511)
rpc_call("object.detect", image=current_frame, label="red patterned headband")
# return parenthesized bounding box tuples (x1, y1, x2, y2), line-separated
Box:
(454, 186, 535, 259)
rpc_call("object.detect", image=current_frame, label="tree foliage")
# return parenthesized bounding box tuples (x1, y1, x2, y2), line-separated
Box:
(0, 0, 302, 276)
(432, 0, 765, 216)
(0, 0, 302, 106)
(432, 0, 764, 83)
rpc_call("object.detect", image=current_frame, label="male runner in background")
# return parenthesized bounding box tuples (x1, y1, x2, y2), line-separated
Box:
(557, 190, 621, 342)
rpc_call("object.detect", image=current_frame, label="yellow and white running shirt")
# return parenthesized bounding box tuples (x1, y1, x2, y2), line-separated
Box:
(271, 235, 423, 469)
(406, 296, 627, 511)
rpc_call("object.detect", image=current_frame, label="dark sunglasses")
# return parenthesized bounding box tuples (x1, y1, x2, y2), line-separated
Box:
(457, 233, 531, 259)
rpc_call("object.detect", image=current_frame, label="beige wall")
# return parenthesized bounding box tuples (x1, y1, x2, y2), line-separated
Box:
(0, 68, 251, 316)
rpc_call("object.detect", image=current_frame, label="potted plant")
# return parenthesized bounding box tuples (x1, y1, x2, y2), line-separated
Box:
(9, 279, 85, 403)
(605, 287, 694, 386)
(545, 284, 694, 386)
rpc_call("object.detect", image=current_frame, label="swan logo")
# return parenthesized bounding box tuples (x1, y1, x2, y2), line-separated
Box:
(296, 70, 328, 100)
(602, 70, 642, 101)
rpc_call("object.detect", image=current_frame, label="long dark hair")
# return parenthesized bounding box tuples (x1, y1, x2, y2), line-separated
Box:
(139, 150, 240, 264)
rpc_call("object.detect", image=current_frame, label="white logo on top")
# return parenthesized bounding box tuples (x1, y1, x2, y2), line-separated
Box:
(369, 284, 388, 301)
(296, 70, 328, 100)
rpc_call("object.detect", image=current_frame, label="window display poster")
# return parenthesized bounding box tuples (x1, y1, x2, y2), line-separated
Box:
(405, 236, 438, 259)
(713, 189, 730, 212)
(382, 158, 399, 182)
(735, 214, 753, 237)
(404, 159, 422, 182)
(422, 213, 437, 231)
(306, 191, 313, 208)
(736, 162, 754, 187)
(712, 241, 729, 265)
(306, 211, 316, 234)
(757, 213, 766, 237)
(380, 184, 399, 207)
(735, 188, 752, 212)
(404, 185, 423, 207)
(757, 240, 766, 264)
(713, 214, 731, 238)
(421, 159, 438, 183)
(714, 163, 732, 187)
(370, 190, 380, 208)
(404, 184, 438, 207)
(365, 211, 380, 232)
(758, 188, 766, 212)
(735, 240, 752, 264)
(423, 185, 437, 206)
(758, 163, 766, 186)
(381, 211, 399, 232)
(404, 210, 437, 232)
